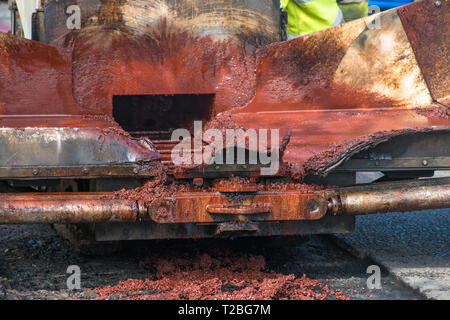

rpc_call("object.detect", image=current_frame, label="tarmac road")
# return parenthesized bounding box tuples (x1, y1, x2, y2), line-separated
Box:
(336, 209, 450, 300)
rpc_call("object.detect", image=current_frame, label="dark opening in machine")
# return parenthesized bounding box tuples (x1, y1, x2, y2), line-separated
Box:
(113, 94, 215, 134)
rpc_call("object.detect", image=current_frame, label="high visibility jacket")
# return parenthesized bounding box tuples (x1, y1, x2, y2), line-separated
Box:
(281, 0, 345, 38)
(338, 0, 368, 21)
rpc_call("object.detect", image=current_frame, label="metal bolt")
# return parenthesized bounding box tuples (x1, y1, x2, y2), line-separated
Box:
(435, 1, 441, 7)
(422, 159, 428, 166)
(133, 168, 139, 174)
(82, 168, 89, 175)
(32, 168, 39, 176)
(193, 178, 203, 186)
(307, 200, 320, 216)
(156, 206, 168, 218)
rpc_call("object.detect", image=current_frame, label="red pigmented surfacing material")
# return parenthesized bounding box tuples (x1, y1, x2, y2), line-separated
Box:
(0, 33, 80, 115)
(415, 106, 450, 120)
(93, 250, 349, 300)
(111, 181, 186, 202)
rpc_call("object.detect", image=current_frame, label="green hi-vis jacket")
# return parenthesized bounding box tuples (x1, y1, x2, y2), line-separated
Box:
(281, 0, 368, 37)
(338, 0, 369, 21)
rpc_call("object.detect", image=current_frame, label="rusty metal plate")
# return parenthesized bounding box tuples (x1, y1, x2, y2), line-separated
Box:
(94, 216, 355, 241)
(398, 0, 450, 105)
(0, 115, 159, 178)
(230, 108, 450, 175)
(0, 164, 157, 179)
(334, 9, 432, 107)
(40, 0, 279, 115)
(0, 126, 159, 167)
(148, 189, 327, 223)
(248, 4, 440, 111)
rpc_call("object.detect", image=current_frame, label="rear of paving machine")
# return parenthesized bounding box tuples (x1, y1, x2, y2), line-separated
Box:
(0, 0, 449, 244)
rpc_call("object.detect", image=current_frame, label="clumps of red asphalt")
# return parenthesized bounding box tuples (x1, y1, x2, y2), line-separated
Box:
(92, 250, 349, 300)
(110, 170, 329, 202)
(264, 181, 331, 192)
(416, 106, 450, 119)
(112, 180, 185, 202)
(204, 111, 244, 133)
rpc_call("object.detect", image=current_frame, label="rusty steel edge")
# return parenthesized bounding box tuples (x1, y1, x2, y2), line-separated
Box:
(0, 164, 158, 179)
(0, 178, 449, 224)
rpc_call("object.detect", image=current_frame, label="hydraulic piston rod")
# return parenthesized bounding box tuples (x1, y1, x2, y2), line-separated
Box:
(327, 177, 450, 216)
(0, 193, 145, 224)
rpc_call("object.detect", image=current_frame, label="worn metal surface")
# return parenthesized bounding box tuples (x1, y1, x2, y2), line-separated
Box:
(173, 164, 275, 179)
(147, 188, 327, 223)
(398, 0, 449, 106)
(0, 126, 159, 166)
(0, 164, 157, 179)
(40, 0, 278, 115)
(0, 117, 160, 178)
(1, 0, 271, 116)
(247, 7, 432, 111)
(334, 9, 432, 107)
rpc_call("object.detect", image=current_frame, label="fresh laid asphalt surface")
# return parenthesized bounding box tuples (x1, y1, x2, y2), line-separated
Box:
(337, 209, 449, 300)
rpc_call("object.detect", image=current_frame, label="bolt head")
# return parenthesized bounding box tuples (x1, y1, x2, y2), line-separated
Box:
(435, 0, 441, 7)
(193, 178, 203, 186)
